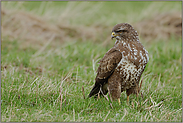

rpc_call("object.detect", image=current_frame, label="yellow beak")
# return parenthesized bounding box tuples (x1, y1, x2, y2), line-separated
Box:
(111, 32, 116, 39)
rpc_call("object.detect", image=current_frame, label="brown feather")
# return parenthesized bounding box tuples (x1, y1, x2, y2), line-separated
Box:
(88, 48, 122, 97)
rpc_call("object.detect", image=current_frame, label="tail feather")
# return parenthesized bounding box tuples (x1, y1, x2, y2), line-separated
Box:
(88, 84, 100, 98)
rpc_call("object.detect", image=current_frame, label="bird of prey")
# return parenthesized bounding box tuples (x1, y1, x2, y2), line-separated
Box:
(88, 23, 149, 104)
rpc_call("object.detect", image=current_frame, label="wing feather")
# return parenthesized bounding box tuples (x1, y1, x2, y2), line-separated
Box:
(88, 48, 122, 97)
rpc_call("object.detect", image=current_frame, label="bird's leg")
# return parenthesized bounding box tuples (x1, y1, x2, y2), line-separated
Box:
(118, 98, 121, 105)
(126, 89, 131, 105)
(127, 95, 129, 104)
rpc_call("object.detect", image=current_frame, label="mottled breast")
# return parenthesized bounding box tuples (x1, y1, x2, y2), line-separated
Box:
(115, 40, 149, 90)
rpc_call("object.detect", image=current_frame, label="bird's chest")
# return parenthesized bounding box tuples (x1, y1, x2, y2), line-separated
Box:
(115, 51, 144, 90)
(116, 58, 142, 79)
(116, 41, 148, 69)
(114, 41, 148, 88)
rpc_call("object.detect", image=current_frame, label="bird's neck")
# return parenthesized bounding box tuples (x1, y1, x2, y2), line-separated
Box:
(114, 40, 120, 45)
(114, 39, 128, 46)
(114, 35, 140, 46)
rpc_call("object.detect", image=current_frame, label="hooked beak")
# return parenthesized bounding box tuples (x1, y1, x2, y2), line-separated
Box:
(111, 32, 116, 39)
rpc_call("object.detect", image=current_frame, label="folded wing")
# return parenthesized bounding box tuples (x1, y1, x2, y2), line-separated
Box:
(88, 48, 122, 97)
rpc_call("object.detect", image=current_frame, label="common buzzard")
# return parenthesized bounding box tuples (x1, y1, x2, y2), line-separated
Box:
(88, 23, 149, 104)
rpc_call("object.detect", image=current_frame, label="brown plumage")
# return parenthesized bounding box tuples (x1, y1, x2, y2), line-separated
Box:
(88, 23, 149, 104)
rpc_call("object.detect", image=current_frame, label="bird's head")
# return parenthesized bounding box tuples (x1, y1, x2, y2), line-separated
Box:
(111, 23, 138, 41)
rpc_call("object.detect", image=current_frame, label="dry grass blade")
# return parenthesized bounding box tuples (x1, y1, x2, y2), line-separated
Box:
(82, 86, 85, 99)
(104, 110, 110, 121)
(144, 97, 164, 110)
(120, 108, 128, 121)
(142, 99, 148, 105)
(145, 101, 163, 110)
(58, 71, 73, 111)
(99, 87, 113, 109)
(99, 87, 109, 101)
(65, 90, 67, 105)
(139, 78, 144, 99)
(139, 78, 143, 90)
(60, 87, 62, 111)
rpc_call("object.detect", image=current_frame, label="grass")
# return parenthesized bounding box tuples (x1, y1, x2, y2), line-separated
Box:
(1, 1, 182, 122)
(2, 1, 181, 26)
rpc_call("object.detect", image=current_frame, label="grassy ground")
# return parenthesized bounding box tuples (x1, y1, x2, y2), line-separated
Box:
(1, 1, 182, 122)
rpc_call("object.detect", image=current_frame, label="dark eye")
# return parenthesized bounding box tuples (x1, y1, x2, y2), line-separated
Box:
(115, 30, 128, 33)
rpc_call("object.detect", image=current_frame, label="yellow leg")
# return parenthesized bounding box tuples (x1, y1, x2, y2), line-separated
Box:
(127, 96, 129, 104)
(118, 98, 121, 105)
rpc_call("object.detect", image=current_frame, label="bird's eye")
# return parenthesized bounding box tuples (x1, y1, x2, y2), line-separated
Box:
(115, 30, 128, 33)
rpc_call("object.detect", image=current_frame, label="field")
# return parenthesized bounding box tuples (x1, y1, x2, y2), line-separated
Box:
(1, 1, 182, 122)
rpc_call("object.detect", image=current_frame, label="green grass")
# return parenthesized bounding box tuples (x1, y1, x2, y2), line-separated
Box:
(1, 38, 182, 122)
(1, 1, 182, 122)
